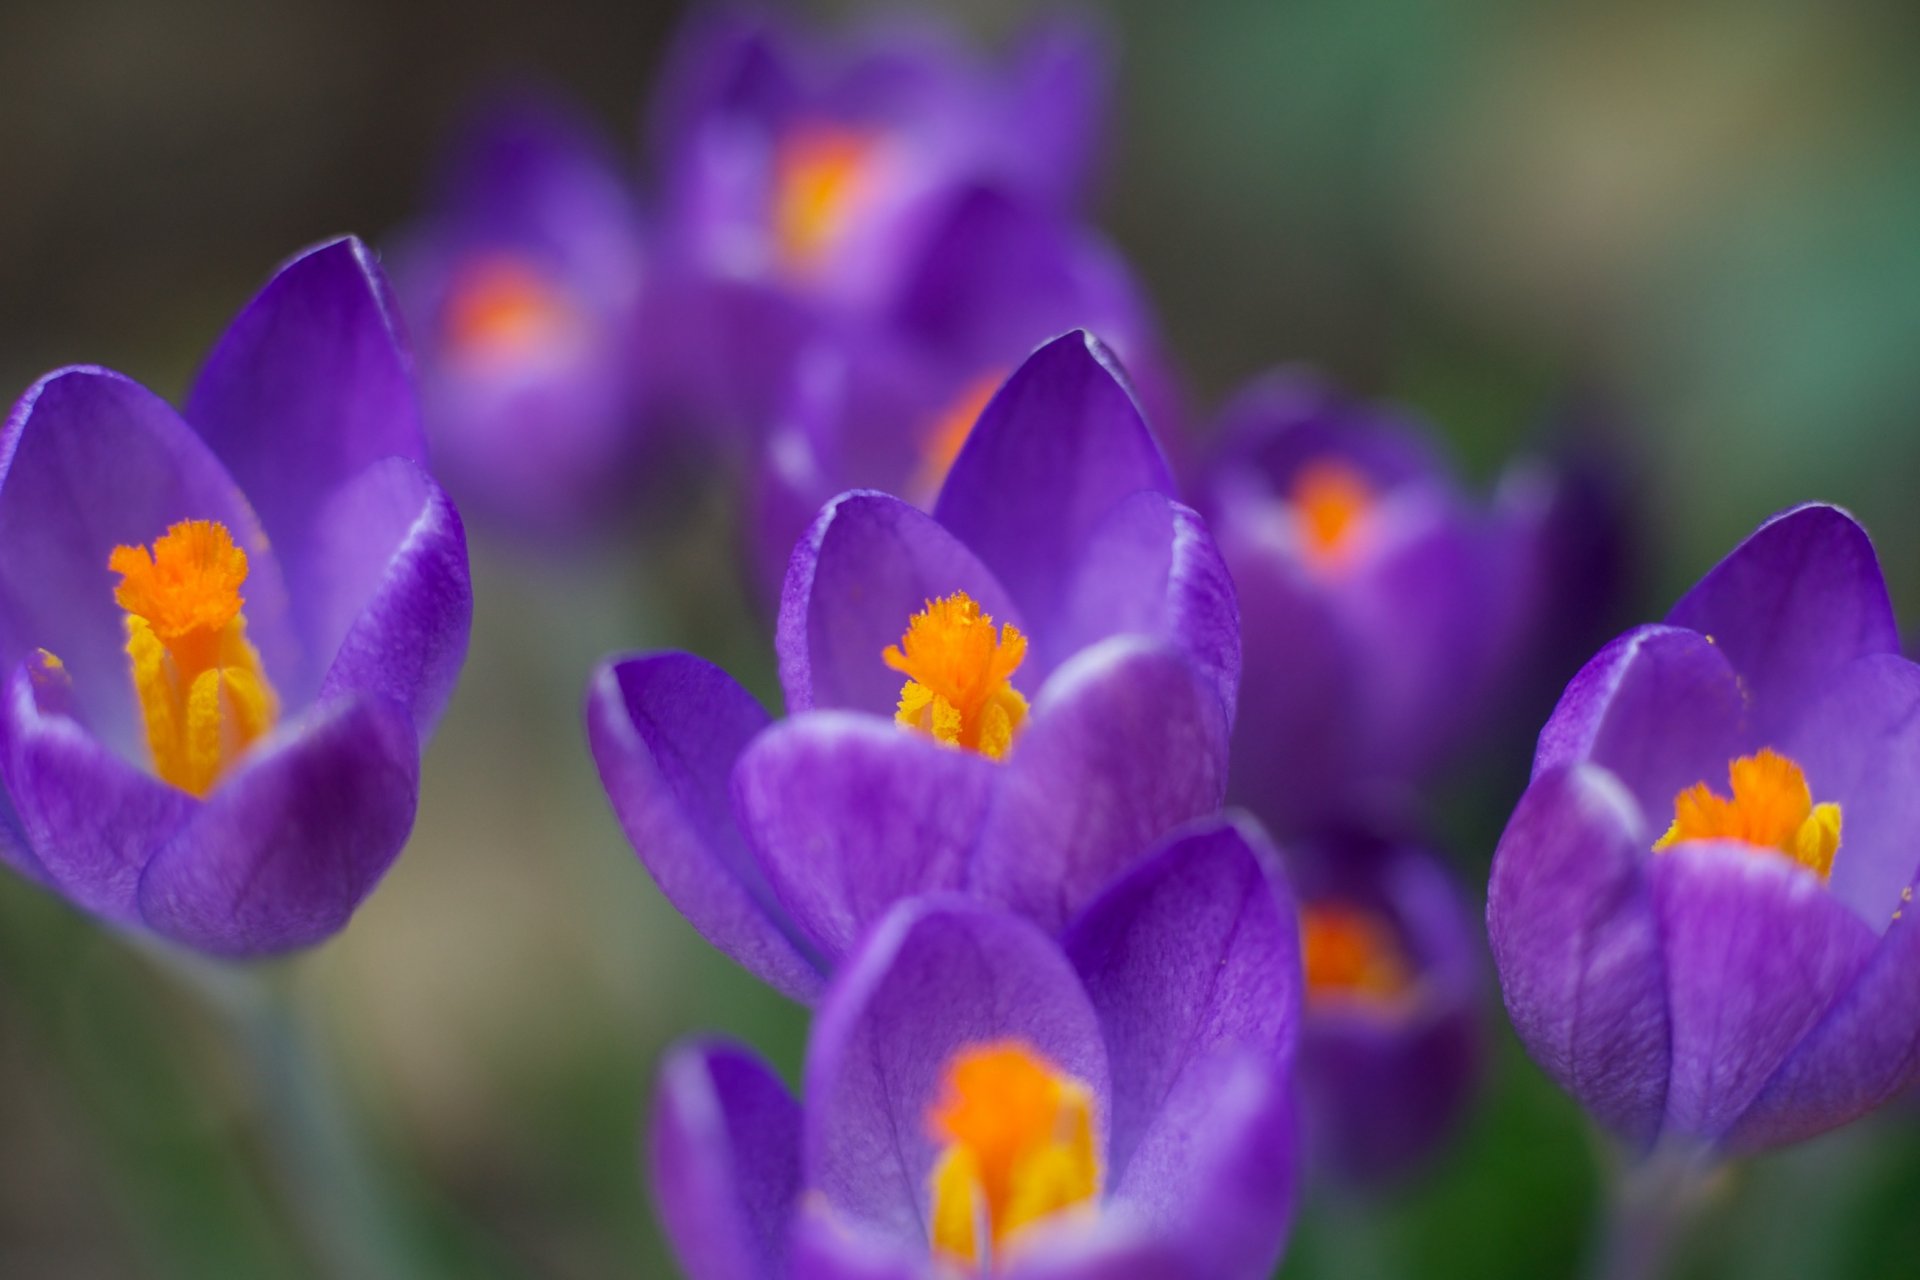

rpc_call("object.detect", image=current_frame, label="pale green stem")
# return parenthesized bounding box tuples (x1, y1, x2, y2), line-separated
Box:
(1591, 1144, 1717, 1280)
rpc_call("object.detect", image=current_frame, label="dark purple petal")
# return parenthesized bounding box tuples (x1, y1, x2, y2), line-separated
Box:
(1651, 841, 1877, 1140)
(586, 654, 822, 1001)
(732, 711, 996, 961)
(650, 1039, 801, 1280)
(1063, 817, 1299, 1179)
(973, 638, 1230, 934)
(1208, 368, 1449, 496)
(1487, 766, 1670, 1149)
(1532, 625, 1749, 829)
(0, 367, 295, 747)
(1665, 504, 1898, 734)
(932, 332, 1172, 634)
(803, 898, 1107, 1251)
(1045, 493, 1238, 718)
(135, 696, 418, 956)
(310, 460, 471, 738)
(0, 654, 191, 924)
(777, 491, 1021, 716)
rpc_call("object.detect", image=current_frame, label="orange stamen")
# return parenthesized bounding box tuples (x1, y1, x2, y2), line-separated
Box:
(1290, 458, 1376, 568)
(1301, 902, 1414, 1008)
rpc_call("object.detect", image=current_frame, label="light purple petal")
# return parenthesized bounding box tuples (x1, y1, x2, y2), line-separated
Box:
(1664, 504, 1897, 734)
(777, 491, 1021, 716)
(803, 898, 1107, 1252)
(1532, 625, 1749, 828)
(788, 1205, 930, 1280)
(309, 459, 472, 738)
(586, 654, 822, 1001)
(732, 711, 996, 962)
(932, 332, 1172, 635)
(1651, 841, 1877, 1140)
(1487, 765, 1670, 1148)
(973, 638, 1230, 934)
(650, 1039, 801, 1280)
(135, 695, 418, 956)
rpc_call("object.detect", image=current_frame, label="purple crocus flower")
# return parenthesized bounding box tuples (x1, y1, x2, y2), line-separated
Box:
(651, 817, 1300, 1279)
(389, 94, 649, 540)
(1489, 503, 1920, 1156)
(1293, 830, 1482, 1185)
(588, 332, 1236, 1000)
(1199, 369, 1538, 834)
(0, 238, 472, 957)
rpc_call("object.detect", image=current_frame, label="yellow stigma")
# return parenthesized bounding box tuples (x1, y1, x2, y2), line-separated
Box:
(1290, 458, 1376, 568)
(1301, 902, 1414, 1009)
(927, 1041, 1099, 1269)
(441, 253, 581, 359)
(773, 123, 879, 271)
(1653, 748, 1841, 880)
(912, 371, 1004, 499)
(109, 520, 278, 796)
(884, 591, 1029, 760)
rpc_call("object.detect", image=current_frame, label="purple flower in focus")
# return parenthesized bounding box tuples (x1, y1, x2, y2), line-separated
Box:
(587, 333, 1237, 1000)
(0, 238, 472, 956)
(1199, 369, 1539, 833)
(651, 817, 1300, 1279)
(1490, 504, 1920, 1155)
(1294, 830, 1482, 1185)
(390, 94, 649, 540)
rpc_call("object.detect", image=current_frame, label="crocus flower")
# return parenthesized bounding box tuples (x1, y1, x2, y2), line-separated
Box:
(651, 817, 1300, 1278)
(1489, 503, 1920, 1155)
(389, 94, 649, 540)
(1199, 369, 1537, 834)
(588, 332, 1236, 1000)
(646, 6, 1111, 431)
(0, 238, 472, 956)
(1293, 830, 1481, 1185)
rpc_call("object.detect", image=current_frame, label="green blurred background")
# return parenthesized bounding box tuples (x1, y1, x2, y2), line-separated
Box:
(4, 0, 1920, 1275)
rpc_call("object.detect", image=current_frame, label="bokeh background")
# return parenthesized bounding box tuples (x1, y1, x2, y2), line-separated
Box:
(5, 1, 1920, 1276)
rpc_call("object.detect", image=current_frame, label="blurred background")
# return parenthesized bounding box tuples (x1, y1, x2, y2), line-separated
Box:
(4, 0, 1920, 1276)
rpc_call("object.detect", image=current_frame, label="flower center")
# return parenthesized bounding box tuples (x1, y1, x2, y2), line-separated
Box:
(440, 253, 582, 361)
(773, 123, 880, 272)
(1653, 748, 1840, 880)
(109, 520, 278, 796)
(912, 370, 1004, 499)
(1289, 458, 1376, 568)
(1300, 901, 1413, 1008)
(927, 1040, 1099, 1269)
(883, 591, 1028, 760)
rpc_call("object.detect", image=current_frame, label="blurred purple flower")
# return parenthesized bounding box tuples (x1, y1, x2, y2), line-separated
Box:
(0, 238, 472, 957)
(1293, 830, 1482, 1186)
(651, 817, 1300, 1279)
(1490, 503, 1920, 1156)
(390, 93, 650, 541)
(587, 333, 1236, 1000)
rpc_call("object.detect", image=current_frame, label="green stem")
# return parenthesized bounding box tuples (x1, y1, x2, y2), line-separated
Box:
(1590, 1145, 1716, 1280)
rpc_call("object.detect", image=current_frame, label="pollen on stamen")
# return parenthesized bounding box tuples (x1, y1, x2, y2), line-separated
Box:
(1653, 748, 1841, 881)
(883, 591, 1029, 760)
(109, 520, 250, 640)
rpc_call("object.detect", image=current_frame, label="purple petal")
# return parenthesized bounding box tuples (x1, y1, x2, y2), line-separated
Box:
(650, 1039, 801, 1280)
(1208, 367, 1449, 495)
(973, 638, 1230, 934)
(0, 653, 192, 924)
(732, 711, 996, 962)
(0, 367, 295, 748)
(1487, 766, 1670, 1148)
(803, 898, 1107, 1251)
(585, 654, 822, 1001)
(649, 8, 801, 179)
(1532, 625, 1749, 829)
(1651, 842, 1878, 1140)
(1046, 492, 1238, 718)
(777, 491, 1021, 716)
(310, 460, 472, 738)
(1004, 14, 1113, 206)
(1665, 504, 1898, 734)
(788, 1205, 928, 1280)
(135, 696, 418, 956)
(932, 332, 1173, 635)
(999, 1224, 1191, 1280)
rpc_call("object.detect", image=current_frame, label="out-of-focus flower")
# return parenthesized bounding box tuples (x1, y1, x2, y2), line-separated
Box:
(650, 817, 1300, 1279)
(645, 6, 1113, 431)
(1490, 504, 1920, 1155)
(1293, 830, 1481, 1186)
(390, 94, 649, 540)
(0, 238, 472, 957)
(1199, 369, 1540, 833)
(587, 333, 1236, 1000)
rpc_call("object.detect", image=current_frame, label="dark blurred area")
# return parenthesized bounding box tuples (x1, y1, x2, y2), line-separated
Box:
(6, 1, 1920, 1277)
